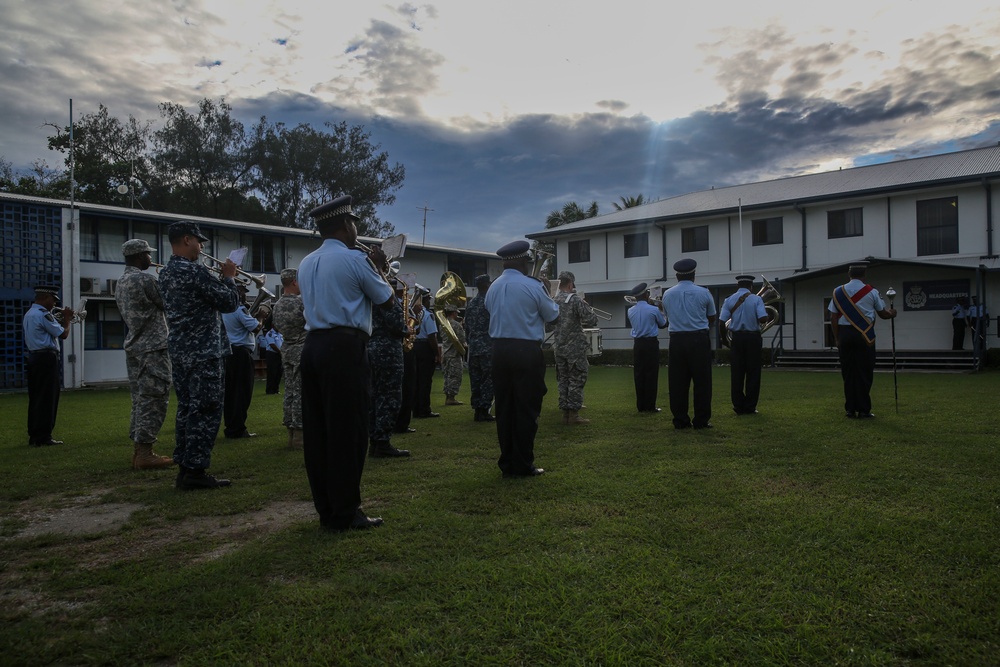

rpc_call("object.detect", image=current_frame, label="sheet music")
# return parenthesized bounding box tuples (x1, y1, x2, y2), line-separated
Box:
(228, 247, 248, 267)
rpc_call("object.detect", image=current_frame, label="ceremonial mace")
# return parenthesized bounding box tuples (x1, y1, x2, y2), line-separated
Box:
(886, 287, 898, 413)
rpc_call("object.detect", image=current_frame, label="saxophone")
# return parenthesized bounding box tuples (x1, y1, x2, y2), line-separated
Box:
(402, 283, 420, 352)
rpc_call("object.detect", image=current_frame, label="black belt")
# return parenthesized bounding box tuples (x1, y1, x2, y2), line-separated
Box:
(670, 330, 709, 336)
(27, 349, 58, 356)
(413, 339, 433, 345)
(730, 330, 761, 335)
(310, 326, 370, 343)
(634, 336, 658, 340)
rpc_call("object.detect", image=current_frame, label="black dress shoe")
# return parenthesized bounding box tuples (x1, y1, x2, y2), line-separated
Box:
(393, 427, 416, 433)
(415, 412, 440, 418)
(177, 469, 231, 490)
(30, 438, 63, 447)
(503, 467, 545, 478)
(369, 443, 411, 458)
(226, 430, 256, 439)
(845, 412, 858, 419)
(693, 423, 713, 430)
(857, 412, 876, 419)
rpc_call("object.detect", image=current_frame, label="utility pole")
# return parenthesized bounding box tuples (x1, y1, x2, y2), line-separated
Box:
(417, 204, 434, 245)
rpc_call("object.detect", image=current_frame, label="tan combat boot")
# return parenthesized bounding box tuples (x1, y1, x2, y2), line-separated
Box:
(561, 410, 570, 424)
(288, 428, 303, 450)
(444, 395, 463, 406)
(566, 410, 590, 424)
(133, 442, 174, 470)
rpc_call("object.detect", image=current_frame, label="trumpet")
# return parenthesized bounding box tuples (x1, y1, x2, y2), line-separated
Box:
(199, 252, 268, 290)
(53, 298, 88, 325)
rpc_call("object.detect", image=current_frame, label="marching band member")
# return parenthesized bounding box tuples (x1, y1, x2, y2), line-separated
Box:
(441, 304, 466, 406)
(116, 239, 173, 468)
(159, 221, 240, 489)
(549, 271, 598, 424)
(626, 282, 666, 413)
(465, 274, 495, 422)
(222, 286, 261, 438)
(485, 240, 559, 478)
(412, 291, 441, 419)
(23, 284, 72, 447)
(272, 268, 306, 449)
(719, 275, 768, 416)
(662, 259, 716, 429)
(299, 195, 394, 531)
(262, 326, 283, 395)
(367, 277, 411, 458)
(828, 262, 896, 418)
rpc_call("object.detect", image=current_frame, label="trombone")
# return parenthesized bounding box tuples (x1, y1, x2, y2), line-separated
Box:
(553, 291, 613, 321)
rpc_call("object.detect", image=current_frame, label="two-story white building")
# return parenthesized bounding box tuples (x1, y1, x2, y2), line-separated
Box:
(0, 193, 501, 389)
(527, 145, 1000, 360)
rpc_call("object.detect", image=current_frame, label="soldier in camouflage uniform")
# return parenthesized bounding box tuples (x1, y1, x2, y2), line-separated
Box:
(159, 221, 240, 490)
(271, 268, 306, 449)
(116, 239, 174, 470)
(441, 304, 466, 405)
(549, 271, 598, 424)
(464, 274, 495, 422)
(367, 279, 410, 458)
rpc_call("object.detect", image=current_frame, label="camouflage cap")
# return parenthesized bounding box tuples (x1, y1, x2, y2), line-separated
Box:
(122, 239, 156, 256)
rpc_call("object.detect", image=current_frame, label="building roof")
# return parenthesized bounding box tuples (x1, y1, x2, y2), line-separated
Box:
(527, 144, 1000, 239)
(0, 192, 498, 259)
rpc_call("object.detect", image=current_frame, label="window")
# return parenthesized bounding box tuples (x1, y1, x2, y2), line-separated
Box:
(131, 220, 160, 256)
(917, 196, 958, 256)
(568, 239, 590, 264)
(681, 226, 709, 252)
(446, 254, 488, 287)
(828, 208, 863, 239)
(752, 217, 783, 246)
(242, 233, 284, 273)
(80, 215, 128, 262)
(623, 232, 649, 258)
(84, 302, 125, 350)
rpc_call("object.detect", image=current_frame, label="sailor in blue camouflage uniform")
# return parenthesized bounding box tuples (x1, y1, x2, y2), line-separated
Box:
(299, 195, 395, 531)
(464, 274, 495, 422)
(116, 238, 174, 469)
(272, 268, 306, 449)
(367, 278, 411, 458)
(549, 270, 599, 424)
(159, 221, 240, 489)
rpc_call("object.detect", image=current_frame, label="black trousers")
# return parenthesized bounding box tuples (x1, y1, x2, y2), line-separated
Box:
(837, 327, 876, 415)
(632, 337, 660, 411)
(26, 349, 60, 443)
(301, 329, 371, 528)
(729, 331, 763, 414)
(395, 348, 416, 431)
(492, 339, 546, 475)
(223, 345, 255, 437)
(413, 340, 436, 416)
(952, 319, 966, 350)
(668, 330, 712, 428)
(265, 350, 283, 394)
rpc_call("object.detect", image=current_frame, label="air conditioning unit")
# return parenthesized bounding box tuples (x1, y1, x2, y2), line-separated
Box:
(80, 277, 101, 295)
(107, 278, 119, 296)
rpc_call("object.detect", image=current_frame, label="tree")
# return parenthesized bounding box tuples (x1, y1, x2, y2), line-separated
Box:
(150, 99, 263, 221)
(534, 201, 600, 278)
(45, 104, 152, 206)
(0, 156, 70, 199)
(612, 194, 646, 211)
(251, 120, 404, 236)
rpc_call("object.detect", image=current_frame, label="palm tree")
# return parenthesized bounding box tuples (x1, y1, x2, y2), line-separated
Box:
(612, 194, 646, 211)
(534, 201, 600, 278)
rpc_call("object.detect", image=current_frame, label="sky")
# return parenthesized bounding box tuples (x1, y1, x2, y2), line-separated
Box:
(2, 1, 999, 252)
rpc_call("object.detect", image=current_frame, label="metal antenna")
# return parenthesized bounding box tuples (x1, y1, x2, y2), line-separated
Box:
(416, 204, 434, 245)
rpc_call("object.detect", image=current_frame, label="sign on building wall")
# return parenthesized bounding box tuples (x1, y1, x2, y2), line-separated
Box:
(900, 279, 970, 311)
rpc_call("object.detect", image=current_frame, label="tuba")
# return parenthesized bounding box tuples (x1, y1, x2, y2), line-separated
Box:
(435, 271, 467, 356)
(721, 276, 783, 347)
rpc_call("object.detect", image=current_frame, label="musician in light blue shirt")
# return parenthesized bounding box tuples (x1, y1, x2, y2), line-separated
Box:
(23, 285, 73, 447)
(719, 275, 769, 415)
(485, 240, 559, 478)
(412, 292, 441, 418)
(298, 195, 394, 531)
(222, 287, 262, 439)
(662, 259, 717, 429)
(627, 282, 666, 412)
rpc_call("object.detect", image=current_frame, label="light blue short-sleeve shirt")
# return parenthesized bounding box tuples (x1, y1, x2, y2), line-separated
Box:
(484, 269, 559, 341)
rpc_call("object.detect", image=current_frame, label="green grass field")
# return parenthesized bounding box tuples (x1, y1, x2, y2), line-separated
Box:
(1, 366, 998, 666)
